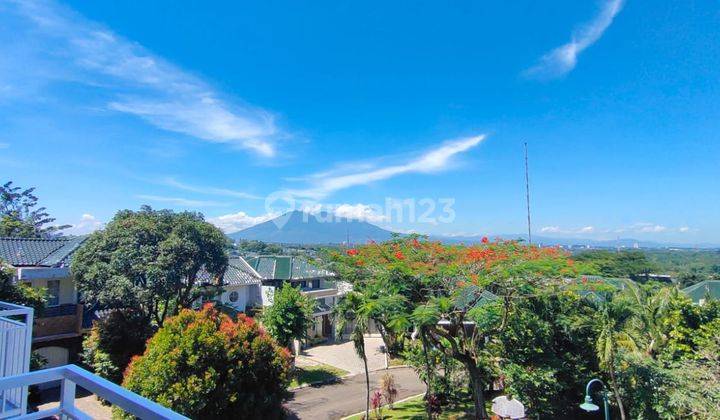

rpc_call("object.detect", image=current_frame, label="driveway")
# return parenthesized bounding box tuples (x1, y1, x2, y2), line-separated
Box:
(284, 367, 424, 419)
(301, 337, 387, 375)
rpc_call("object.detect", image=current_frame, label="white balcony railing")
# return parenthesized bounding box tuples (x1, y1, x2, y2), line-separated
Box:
(0, 364, 188, 420)
(0, 302, 33, 418)
(0, 301, 187, 419)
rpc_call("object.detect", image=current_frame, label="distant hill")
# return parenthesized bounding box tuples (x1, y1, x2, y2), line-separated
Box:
(227, 211, 719, 249)
(228, 211, 395, 244)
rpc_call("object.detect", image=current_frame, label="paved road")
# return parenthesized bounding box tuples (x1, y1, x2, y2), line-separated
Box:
(301, 337, 387, 375)
(285, 367, 424, 419)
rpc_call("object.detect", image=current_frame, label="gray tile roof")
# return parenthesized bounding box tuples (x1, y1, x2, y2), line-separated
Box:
(245, 255, 334, 280)
(0, 236, 87, 267)
(198, 257, 262, 286)
(682, 280, 720, 303)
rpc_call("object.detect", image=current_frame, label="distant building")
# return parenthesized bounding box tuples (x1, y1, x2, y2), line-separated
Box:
(246, 255, 348, 344)
(0, 236, 87, 368)
(197, 257, 264, 314)
(682, 280, 720, 305)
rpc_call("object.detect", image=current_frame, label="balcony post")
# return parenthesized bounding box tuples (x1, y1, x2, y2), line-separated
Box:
(20, 307, 33, 415)
(60, 378, 76, 417)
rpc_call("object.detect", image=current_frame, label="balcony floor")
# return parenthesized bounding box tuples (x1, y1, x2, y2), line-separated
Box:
(32, 385, 111, 419)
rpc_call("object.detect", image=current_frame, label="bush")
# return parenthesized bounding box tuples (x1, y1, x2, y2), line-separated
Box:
(261, 283, 315, 348)
(81, 309, 154, 384)
(119, 305, 292, 419)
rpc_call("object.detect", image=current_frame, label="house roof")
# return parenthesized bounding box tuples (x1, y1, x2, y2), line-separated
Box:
(682, 280, 720, 303)
(0, 236, 87, 267)
(245, 255, 334, 280)
(198, 257, 262, 286)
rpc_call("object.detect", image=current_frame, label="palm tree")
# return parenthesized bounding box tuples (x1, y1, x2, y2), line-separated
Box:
(336, 291, 372, 419)
(623, 280, 670, 358)
(594, 293, 638, 420)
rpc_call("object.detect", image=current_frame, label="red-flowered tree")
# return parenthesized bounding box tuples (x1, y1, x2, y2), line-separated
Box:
(120, 305, 292, 419)
(330, 237, 577, 419)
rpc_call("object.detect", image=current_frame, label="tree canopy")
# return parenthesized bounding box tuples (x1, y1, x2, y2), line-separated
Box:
(72, 206, 228, 326)
(0, 263, 46, 312)
(261, 283, 315, 349)
(120, 305, 291, 419)
(330, 237, 578, 419)
(0, 181, 68, 238)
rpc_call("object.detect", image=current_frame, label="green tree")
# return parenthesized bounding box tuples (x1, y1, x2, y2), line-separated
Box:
(0, 181, 69, 238)
(72, 206, 228, 326)
(591, 293, 638, 420)
(574, 250, 656, 279)
(0, 262, 46, 312)
(120, 306, 292, 419)
(500, 291, 599, 418)
(335, 290, 372, 420)
(81, 309, 154, 384)
(261, 283, 315, 349)
(331, 238, 577, 419)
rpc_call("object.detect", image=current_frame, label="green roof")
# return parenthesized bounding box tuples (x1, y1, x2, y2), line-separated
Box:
(246, 256, 334, 280)
(0, 236, 87, 267)
(682, 280, 720, 303)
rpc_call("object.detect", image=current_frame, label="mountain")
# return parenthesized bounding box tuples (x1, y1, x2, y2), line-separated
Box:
(228, 211, 395, 244)
(228, 211, 719, 249)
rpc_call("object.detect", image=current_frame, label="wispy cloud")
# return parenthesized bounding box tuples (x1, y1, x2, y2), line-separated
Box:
(524, 0, 624, 80)
(0, 142, 9, 149)
(135, 194, 226, 207)
(286, 135, 486, 199)
(2, 0, 279, 156)
(161, 177, 260, 200)
(541, 222, 692, 236)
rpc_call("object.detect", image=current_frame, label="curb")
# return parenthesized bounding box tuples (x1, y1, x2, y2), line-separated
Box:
(340, 393, 426, 420)
(289, 366, 412, 390)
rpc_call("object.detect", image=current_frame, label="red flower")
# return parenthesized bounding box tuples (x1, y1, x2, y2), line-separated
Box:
(481, 236, 489, 244)
(412, 238, 421, 248)
(581, 276, 588, 284)
(394, 251, 405, 260)
(346, 249, 358, 256)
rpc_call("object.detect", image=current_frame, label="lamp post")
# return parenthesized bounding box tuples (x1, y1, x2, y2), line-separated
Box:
(579, 378, 610, 420)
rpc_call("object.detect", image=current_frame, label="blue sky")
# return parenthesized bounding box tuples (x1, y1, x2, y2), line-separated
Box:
(1, 0, 719, 244)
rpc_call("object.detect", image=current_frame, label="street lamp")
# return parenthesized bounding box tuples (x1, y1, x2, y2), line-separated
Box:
(579, 378, 610, 420)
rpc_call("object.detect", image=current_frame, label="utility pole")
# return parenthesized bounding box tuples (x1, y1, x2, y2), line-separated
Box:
(524, 142, 532, 245)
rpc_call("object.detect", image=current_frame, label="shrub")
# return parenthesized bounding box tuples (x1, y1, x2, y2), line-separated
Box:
(120, 305, 292, 418)
(81, 309, 154, 384)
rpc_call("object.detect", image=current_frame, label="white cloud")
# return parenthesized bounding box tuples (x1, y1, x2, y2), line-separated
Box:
(679, 226, 690, 233)
(287, 135, 486, 199)
(524, 0, 624, 80)
(578, 226, 595, 233)
(161, 177, 260, 200)
(540, 226, 561, 233)
(332, 203, 388, 223)
(207, 211, 279, 233)
(540, 225, 595, 234)
(64, 213, 103, 235)
(2, 0, 279, 156)
(0, 142, 9, 149)
(631, 222, 668, 233)
(135, 194, 226, 207)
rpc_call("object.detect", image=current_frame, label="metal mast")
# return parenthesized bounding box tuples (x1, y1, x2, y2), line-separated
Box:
(524, 142, 532, 245)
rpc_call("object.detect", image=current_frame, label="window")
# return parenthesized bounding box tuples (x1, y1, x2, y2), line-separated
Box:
(228, 291, 239, 303)
(47, 280, 60, 306)
(312, 279, 320, 289)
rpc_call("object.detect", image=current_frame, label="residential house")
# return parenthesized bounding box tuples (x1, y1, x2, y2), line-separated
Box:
(682, 280, 720, 305)
(197, 257, 263, 314)
(246, 255, 347, 343)
(0, 236, 86, 368)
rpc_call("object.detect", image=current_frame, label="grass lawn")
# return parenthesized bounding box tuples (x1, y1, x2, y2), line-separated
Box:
(289, 363, 349, 388)
(346, 395, 474, 419)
